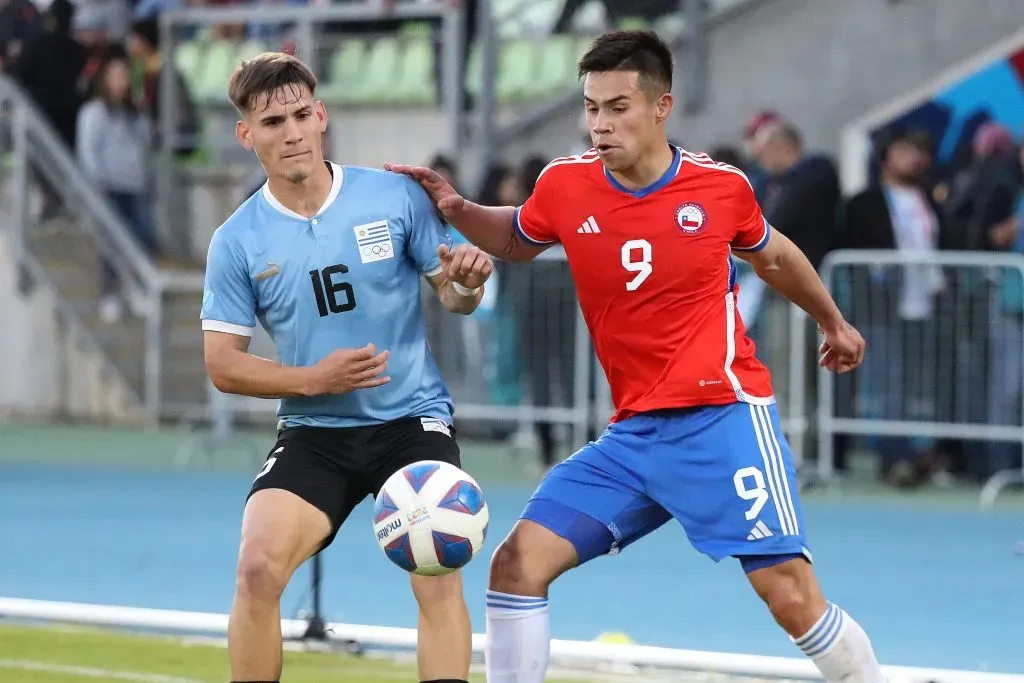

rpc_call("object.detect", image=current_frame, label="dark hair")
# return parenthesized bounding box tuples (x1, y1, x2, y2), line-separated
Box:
(476, 163, 513, 206)
(707, 145, 745, 170)
(48, 0, 74, 34)
(578, 30, 673, 96)
(228, 52, 318, 115)
(520, 156, 548, 195)
(130, 19, 159, 50)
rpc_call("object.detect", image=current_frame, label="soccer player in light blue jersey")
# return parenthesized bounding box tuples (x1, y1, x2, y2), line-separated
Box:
(200, 53, 493, 683)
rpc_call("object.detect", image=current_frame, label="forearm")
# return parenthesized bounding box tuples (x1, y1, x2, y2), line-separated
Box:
(750, 236, 844, 332)
(447, 204, 531, 260)
(207, 350, 316, 398)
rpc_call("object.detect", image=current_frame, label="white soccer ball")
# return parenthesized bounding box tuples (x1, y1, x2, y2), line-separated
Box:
(372, 460, 490, 576)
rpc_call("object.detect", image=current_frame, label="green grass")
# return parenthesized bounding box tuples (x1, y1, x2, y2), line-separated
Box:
(0, 623, 602, 683)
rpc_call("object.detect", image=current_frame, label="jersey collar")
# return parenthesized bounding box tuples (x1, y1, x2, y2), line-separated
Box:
(261, 161, 344, 220)
(603, 145, 683, 199)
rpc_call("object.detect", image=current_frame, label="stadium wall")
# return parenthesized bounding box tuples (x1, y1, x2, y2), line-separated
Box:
(503, 0, 1024, 159)
(0, 232, 141, 422)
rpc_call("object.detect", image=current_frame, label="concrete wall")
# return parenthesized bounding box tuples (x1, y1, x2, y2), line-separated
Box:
(0, 232, 142, 423)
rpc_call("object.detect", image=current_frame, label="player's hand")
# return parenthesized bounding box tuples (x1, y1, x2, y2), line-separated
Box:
(439, 243, 493, 291)
(311, 344, 390, 394)
(383, 163, 465, 218)
(818, 320, 865, 374)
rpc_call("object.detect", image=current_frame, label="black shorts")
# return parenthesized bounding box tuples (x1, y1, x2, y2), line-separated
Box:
(248, 417, 461, 549)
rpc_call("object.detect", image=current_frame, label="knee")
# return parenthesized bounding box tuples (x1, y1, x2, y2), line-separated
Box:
(489, 534, 549, 595)
(752, 564, 826, 636)
(411, 571, 465, 616)
(235, 541, 290, 604)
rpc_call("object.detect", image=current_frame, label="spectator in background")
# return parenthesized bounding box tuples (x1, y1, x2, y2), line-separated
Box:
(428, 153, 459, 187)
(742, 108, 780, 200)
(127, 18, 199, 157)
(753, 120, 839, 270)
(127, 17, 199, 261)
(706, 144, 745, 171)
(512, 155, 577, 474)
(944, 123, 1024, 481)
(841, 128, 948, 486)
(0, 0, 42, 72)
(77, 54, 158, 322)
(748, 119, 841, 467)
(11, 0, 88, 219)
(11, 0, 88, 149)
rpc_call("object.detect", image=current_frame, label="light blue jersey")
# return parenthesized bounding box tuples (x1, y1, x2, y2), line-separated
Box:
(200, 163, 454, 428)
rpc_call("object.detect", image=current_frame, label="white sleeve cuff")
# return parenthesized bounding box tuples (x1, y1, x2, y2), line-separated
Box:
(201, 319, 256, 337)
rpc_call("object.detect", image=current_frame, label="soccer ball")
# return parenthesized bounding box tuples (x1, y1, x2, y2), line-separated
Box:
(372, 460, 490, 576)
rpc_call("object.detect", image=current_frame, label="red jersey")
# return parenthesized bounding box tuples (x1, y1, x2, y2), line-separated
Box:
(514, 146, 775, 422)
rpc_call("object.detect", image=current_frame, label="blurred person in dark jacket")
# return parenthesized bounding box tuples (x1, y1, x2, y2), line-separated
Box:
(754, 121, 840, 270)
(945, 122, 1021, 252)
(0, 0, 42, 72)
(841, 129, 950, 486)
(127, 18, 199, 157)
(11, 0, 88, 149)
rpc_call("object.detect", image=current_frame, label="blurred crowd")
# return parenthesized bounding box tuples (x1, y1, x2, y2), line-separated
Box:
(4, 0, 1023, 487)
(705, 110, 1024, 488)
(1, 0, 201, 319)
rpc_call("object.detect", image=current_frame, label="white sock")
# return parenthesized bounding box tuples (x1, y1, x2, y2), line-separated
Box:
(485, 590, 550, 683)
(793, 603, 885, 683)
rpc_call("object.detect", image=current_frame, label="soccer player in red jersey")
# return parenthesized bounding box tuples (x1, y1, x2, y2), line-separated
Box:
(387, 30, 881, 683)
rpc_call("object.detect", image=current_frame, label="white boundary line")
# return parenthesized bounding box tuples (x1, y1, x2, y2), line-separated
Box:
(2, 597, 1024, 683)
(0, 659, 204, 683)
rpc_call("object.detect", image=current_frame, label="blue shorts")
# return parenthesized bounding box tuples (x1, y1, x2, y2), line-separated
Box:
(522, 402, 811, 571)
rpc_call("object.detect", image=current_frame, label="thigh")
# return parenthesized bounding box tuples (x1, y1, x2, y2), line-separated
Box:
(645, 403, 810, 564)
(248, 428, 371, 551)
(522, 426, 670, 565)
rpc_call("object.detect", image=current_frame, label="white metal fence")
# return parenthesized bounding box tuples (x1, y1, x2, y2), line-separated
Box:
(817, 250, 1024, 506)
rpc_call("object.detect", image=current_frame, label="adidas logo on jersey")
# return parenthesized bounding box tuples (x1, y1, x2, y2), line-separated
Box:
(746, 520, 774, 541)
(577, 216, 601, 234)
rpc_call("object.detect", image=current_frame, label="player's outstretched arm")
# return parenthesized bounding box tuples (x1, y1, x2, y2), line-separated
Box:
(204, 332, 391, 397)
(385, 163, 548, 261)
(734, 231, 865, 374)
(427, 243, 494, 315)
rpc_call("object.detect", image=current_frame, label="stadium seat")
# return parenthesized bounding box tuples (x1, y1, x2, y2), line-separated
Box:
(353, 38, 402, 103)
(236, 39, 269, 63)
(495, 39, 537, 101)
(174, 40, 206, 96)
(194, 40, 239, 103)
(319, 39, 368, 104)
(393, 37, 436, 104)
(532, 35, 578, 96)
(617, 16, 651, 30)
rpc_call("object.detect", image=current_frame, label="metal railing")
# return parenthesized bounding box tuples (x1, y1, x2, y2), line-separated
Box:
(0, 74, 206, 422)
(818, 250, 1024, 506)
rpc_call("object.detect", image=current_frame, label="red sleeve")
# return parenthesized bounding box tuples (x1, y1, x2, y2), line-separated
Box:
(731, 174, 771, 252)
(514, 167, 560, 246)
